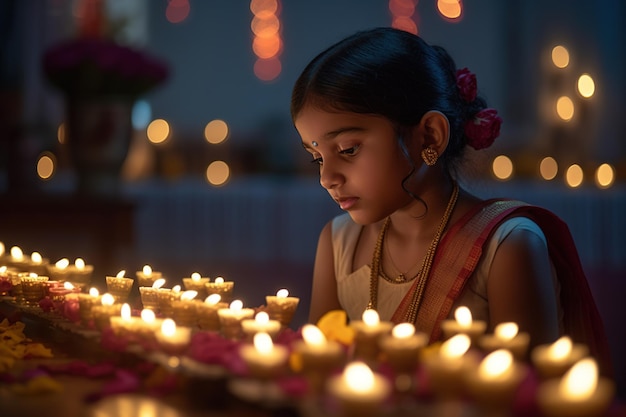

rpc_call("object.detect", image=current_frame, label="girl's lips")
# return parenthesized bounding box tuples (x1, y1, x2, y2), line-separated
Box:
(338, 197, 358, 210)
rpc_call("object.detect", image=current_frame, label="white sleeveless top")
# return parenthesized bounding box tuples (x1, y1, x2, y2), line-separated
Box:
(331, 213, 562, 325)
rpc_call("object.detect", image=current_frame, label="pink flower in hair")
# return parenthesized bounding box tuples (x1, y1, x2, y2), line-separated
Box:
(464, 108, 502, 150)
(456, 67, 477, 102)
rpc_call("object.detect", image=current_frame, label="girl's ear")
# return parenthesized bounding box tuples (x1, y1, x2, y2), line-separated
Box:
(419, 110, 450, 155)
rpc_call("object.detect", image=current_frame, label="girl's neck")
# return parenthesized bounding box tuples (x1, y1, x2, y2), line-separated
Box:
(387, 179, 457, 242)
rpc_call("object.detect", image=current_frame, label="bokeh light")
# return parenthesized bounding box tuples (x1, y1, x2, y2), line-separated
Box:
(389, 0, 419, 34)
(37, 152, 56, 180)
(147, 119, 170, 144)
(552, 45, 570, 68)
(437, 0, 463, 20)
(577, 74, 595, 99)
(166, 0, 190, 24)
(595, 163, 614, 189)
(204, 119, 229, 144)
(57, 123, 66, 144)
(539, 157, 558, 180)
(206, 161, 230, 186)
(492, 155, 513, 180)
(556, 96, 574, 121)
(565, 164, 584, 188)
(132, 100, 152, 130)
(250, 0, 283, 81)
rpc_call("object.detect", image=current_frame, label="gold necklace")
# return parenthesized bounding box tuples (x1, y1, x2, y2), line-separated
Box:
(381, 231, 424, 283)
(368, 182, 459, 323)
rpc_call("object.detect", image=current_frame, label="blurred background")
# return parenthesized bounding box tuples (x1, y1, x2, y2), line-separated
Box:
(0, 0, 624, 393)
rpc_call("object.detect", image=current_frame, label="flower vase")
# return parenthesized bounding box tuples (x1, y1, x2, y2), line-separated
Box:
(65, 97, 133, 195)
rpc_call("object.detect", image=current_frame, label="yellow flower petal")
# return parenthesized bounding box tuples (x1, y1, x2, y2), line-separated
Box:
(24, 343, 54, 358)
(11, 376, 63, 395)
(289, 351, 303, 373)
(0, 355, 15, 372)
(316, 310, 355, 346)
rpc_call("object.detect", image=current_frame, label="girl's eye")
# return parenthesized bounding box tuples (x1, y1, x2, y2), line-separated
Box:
(340, 145, 360, 155)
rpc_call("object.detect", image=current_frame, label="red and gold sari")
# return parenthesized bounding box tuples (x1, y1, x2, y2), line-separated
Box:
(391, 199, 613, 377)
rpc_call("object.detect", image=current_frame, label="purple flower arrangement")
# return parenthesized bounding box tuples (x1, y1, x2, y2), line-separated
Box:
(42, 38, 169, 99)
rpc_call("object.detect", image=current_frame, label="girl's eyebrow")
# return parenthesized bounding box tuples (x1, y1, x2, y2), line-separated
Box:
(302, 126, 366, 150)
(324, 126, 364, 139)
(302, 126, 365, 150)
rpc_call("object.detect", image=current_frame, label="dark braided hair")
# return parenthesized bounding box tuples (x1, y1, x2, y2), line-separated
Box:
(291, 27, 490, 178)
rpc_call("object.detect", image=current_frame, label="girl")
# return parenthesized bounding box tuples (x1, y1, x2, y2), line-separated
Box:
(291, 27, 611, 375)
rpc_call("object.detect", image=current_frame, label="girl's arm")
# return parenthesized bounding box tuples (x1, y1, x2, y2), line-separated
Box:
(487, 227, 560, 348)
(308, 221, 342, 324)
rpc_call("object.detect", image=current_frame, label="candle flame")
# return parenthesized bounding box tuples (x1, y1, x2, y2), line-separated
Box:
(276, 288, 289, 298)
(454, 306, 473, 328)
(10, 246, 23, 260)
(141, 309, 156, 323)
(302, 324, 327, 346)
(479, 349, 513, 380)
(559, 358, 597, 400)
(253, 332, 274, 355)
(161, 318, 176, 337)
(440, 334, 471, 359)
(55, 258, 70, 269)
(116, 270, 126, 278)
(548, 336, 573, 360)
(31, 252, 42, 264)
(344, 362, 375, 393)
(180, 290, 198, 301)
(101, 293, 115, 306)
(172, 285, 181, 293)
(89, 287, 100, 297)
(152, 278, 166, 289)
(0, 242, 4, 256)
(205, 294, 221, 305)
(121, 303, 131, 320)
(74, 258, 85, 269)
(495, 322, 519, 341)
(191, 272, 201, 281)
(229, 299, 243, 311)
(0, 266, 6, 273)
(29, 272, 38, 278)
(214, 276, 225, 284)
(142, 265, 152, 275)
(63, 281, 75, 290)
(255, 311, 269, 324)
(362, 309, 380, 327)
(392, 323, 415, 339)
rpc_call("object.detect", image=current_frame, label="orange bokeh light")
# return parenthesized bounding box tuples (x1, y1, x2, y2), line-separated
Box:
(166, 0, 190, 24)
(250, 0, 279, 18)
(392, 16, 418, 34)
(437, 0, 462, 20)
(254, 58, 282, 82)
(253, 35, 282, 59)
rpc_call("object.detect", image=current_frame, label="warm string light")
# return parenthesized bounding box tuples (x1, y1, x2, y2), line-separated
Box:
(491, 154, 616, 189)
(250, 0, 283, 81)
(389, 0, 419, 34)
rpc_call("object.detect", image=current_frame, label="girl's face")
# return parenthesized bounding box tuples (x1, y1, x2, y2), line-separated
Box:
(295, 105, 418, 225)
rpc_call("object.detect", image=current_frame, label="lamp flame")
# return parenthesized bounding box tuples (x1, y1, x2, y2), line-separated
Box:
(559, 357, 597, 400)
(362, 309, 380, 327)
(495, 322, 519, 341)
(392, 323, 415, 339)
(302, 324, 327, 346)
(344, 362, 375, 393)
(440, 334, 471, 359)
(454, 306, 473, 328)
(205, 294, 221, 305)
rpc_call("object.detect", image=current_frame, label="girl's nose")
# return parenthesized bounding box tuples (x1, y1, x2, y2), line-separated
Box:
(319, 164, 342, 190)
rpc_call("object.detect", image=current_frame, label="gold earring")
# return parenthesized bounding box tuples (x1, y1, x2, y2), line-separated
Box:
(421, 147, 438, 166)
